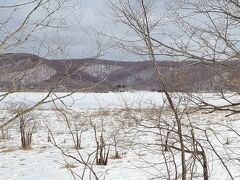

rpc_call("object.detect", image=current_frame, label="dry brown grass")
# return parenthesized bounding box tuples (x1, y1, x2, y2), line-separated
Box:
(63, 163, 78, 169)
(21, 145, 32, 151)
(0, 147, 17, 153)
(109, 154, 123, 160)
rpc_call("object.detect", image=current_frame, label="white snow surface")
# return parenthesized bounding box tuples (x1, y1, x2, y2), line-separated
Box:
(0, 92, 240, 180)
(0, 91, 238, 110)
(0, 91, 166, 109)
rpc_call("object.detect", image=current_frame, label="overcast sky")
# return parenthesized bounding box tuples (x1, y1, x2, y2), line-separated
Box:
(2, 0, 236, 62)
(1, 0, 168, 61)
(64, 0, 141, 61)
(47, 0, 117, 60)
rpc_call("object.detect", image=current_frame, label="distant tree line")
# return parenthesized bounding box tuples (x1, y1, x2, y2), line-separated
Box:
(112, 84, 127, 92)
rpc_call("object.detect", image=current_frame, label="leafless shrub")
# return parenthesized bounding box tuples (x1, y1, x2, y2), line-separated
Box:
(45, 108, 101, 180)
(72, 113, 89, 149)
(19, 115, 36, 150)
(92, 120, 110, 166)
(8, 103, 37, 150)
(0, 127, 10, 140)
(47, 129, 51, 143)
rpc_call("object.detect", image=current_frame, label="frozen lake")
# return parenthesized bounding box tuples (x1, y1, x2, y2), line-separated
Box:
(0, 91, 166, 109)
(0, 91, 238, 110)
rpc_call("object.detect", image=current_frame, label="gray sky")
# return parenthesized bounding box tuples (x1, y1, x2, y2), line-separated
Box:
(63, 0, 140, 61)
(1, 0, 132, 60)
(1, 0, 169, 61)
(3, 0, 236, 62)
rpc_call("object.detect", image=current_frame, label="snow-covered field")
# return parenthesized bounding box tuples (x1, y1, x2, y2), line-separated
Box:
(1, 92, 240, 180)
(0, 91, 166, 110)
(1, 91, 238, 109)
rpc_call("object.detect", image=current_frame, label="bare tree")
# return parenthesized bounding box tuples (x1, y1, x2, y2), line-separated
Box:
(8, 103, 38, 150)
(0, 0, 81, 128)
(72, 113, 89, 149)
(106, 0, 240, 179)
(91, 118, 110, 166)
(108, 1, 190, 179)
(0, 0, 110, 130)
